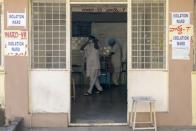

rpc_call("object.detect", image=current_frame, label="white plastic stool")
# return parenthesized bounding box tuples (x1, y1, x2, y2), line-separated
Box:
(130, 96, 157, 131)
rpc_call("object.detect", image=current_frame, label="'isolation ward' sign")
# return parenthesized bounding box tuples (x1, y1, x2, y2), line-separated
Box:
(4, 30, 28, 56)
(172, 12, 190, 25)
(7, 13, 26, 27)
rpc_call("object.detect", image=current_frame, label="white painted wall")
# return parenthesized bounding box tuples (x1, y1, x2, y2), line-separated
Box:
(128, 71, 168, 112)
(30, 70, 70, 113)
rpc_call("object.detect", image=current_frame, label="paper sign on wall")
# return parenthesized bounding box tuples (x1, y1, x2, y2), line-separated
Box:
(4, 30, 28, 56)
(169, 24, 192, 60)
(7, 13, 26, 27)
(169, 25, 193, 37)
(172, 12, 190, 25)
(172, 35, 191, 60)
(169, 24, 193, 41)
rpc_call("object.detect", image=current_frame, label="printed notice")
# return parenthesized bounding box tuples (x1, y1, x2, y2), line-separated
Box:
(169, 25, 193, 36)
(7, 13, 26, 27)
(169, 25, 193, 44)
(4, 30, 28, 56)
(172, 35, 190, 60)
(172, 12, 190, 25)
(72, 6, 127, 13)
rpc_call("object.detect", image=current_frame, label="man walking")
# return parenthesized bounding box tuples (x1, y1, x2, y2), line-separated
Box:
(80, 35, 103, 95)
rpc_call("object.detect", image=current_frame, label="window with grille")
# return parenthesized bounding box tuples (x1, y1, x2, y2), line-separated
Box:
(193, 0, 196, 71)
(131, 0, 166, 69)
(31, 0, 66, 69)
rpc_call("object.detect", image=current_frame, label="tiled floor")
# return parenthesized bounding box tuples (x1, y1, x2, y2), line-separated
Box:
(71, 84, 127, 123)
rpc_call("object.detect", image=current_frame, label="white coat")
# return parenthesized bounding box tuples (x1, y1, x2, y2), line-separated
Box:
(111, 42, 122, 85)
(111, 42, 122, 72)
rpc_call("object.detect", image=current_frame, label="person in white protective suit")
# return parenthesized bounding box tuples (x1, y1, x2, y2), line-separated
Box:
(108, 38, 122, 86)
(80, 35, 103, 95)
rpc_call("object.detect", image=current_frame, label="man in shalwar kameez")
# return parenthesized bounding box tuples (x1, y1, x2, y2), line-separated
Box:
(80, 35, 103, 95)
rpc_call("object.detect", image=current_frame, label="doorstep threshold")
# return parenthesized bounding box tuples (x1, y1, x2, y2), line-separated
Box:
(69, 123, 128, 127)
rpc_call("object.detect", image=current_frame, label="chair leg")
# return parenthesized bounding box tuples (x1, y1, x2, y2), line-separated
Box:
(152, 102, 157, 131)
(130, 101, 134, 126)
(150, 102, 153, 123)
(133, 101, 137, 131)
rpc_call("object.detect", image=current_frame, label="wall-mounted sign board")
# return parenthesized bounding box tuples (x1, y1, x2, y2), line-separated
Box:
(169, 24, 193, 60)
(4, 30, 28, 56)
(172, 35, 191, 60)
(172, 12, 190, 25)
(7, 13, 26, 27)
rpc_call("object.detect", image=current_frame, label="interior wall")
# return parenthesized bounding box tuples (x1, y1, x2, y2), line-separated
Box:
(71, 23, 127, 85)
(71, 37, 87, 66)
(71, 23, 127, 65)
(92, 23, 127, 61)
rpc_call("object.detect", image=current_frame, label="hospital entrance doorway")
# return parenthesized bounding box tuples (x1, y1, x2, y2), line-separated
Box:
(71, 4, 127, 124)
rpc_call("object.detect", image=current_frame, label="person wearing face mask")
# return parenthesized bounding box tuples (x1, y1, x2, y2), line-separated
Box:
(108, 38, 122, 87)
(80, 35, 103, 95)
